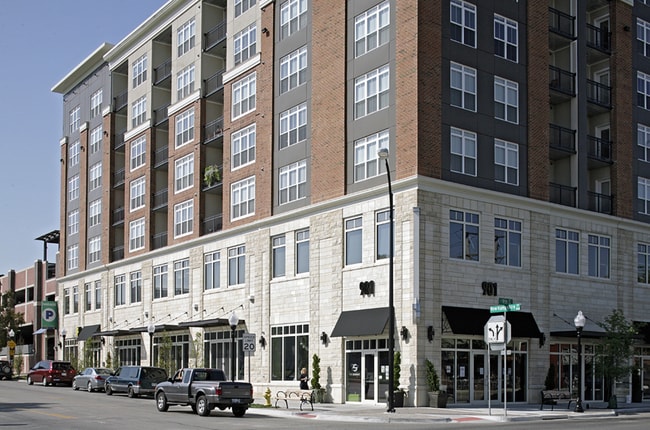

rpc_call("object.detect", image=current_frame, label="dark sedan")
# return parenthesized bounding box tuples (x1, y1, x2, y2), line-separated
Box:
(73, 367, 114, 392)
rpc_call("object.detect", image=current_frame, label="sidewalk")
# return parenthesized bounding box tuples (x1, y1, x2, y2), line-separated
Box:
(251, 400, 650, 423)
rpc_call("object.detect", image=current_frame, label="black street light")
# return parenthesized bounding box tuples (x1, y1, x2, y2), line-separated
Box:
(377, 148, 395, 413)
(61, 328, 67, 361)
(574, 311, 586, 413)
(148, 323, 156, 366)
(229, 312, 239, 382)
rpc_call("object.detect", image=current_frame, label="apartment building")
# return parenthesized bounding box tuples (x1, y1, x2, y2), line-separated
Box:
(51, 0, 650, 406)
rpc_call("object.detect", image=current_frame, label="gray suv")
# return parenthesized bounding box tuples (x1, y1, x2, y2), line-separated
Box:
(105, 366, 167, 397)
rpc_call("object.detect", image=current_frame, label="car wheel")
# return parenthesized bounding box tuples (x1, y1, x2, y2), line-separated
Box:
(87, 382, 93, 392)
(232, 406, 246, 418)
(27, 376, 33, 385)
(196, 395, 210, 417)
(105, 385, 113, 395)
(156, 392, 169, 412)
(41, 377, 48, 386)
(72, 380, 79, 390)
(127, 386, 136, 398)
(1, 365, 10, 375)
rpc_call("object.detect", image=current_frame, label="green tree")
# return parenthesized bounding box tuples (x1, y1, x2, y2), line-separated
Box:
(0, 292, 25, 346)
(190, 332, 203, 367)
(311, 354, 321, 390)
(157, 334, 175, 376)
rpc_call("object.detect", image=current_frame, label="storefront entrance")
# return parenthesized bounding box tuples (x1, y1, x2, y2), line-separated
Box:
(345, 338, 389, 403)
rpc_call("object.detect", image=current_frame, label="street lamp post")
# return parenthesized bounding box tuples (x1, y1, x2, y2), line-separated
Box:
(377, 148, 395, 413)
(229, 312, 239, 382)
(148, 323, 156, 366)
(61, 328, 67, 361)
(8, 329, 15, 366)
(574, 311, 586, 413)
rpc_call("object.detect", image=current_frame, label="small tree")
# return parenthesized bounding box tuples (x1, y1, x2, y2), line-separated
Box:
(105, 351, 113, 370)
(190, 332, 203, 367)
(157, 334, 175, 376)
(0, 292, 25, 346)
(425, 359, 440, 392)
(544, 363, 557, 390)
(310, 354, 321, 390)
(393, 351, 401, 392)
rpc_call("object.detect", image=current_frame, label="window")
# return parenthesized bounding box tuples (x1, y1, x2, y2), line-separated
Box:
(175, 108, 195, 147)
(271, 323, 309, 381)
(69, 140, 80, 167)
(231, 177, 255, 220)
(177, 19, 196, 57)
(90, 89, 103, 118)
(494, 15, 518, 62)
(345, 217, 363, 265)
(234, 24, 256, 65)
(130, 271, 142, 303)
(296, 229, 309, 274)
(280, 0, 308, 39)
(355, 1, 390, 57)
(95, 280, 102, 310)
(279, 160, 307, 204)
(64, 288, 70, 314)
(132, 96, 147, 127)
(639, 177, 650, 214)
(450, 62, 476, 111)
(355, 131, 388, 182)
(69, 106, 81, 134)
(129, 218, 145, 251)
(68, 210, 79, 236)
(450, 0, 476, 47)
(272, 235, 286, 278)
(280, 46, 308, 94)
(376, 209, 391, 260)
(177, 64, 195, 101)
(494, 218, 521, 267)
(235, 0, 256, 17)
(73, 286, 79, 314)
(204, 252, 221, 290)
(228, 245, 246, 286)
(175, 153, 194, 192)
(588, 235, 610, 278)
(638, 71, 650, 110)
(174, 200, 194, 237)
(494, 139, 519, 185)
(153, 264, 168, 299)
(88, 199, 102, 227)
(130, 176, 146, 211)
(132, 55, 147, 88)
(449, 210, 479, 261)
(495, 77, 518, 123)
(638, 244, 650, 283)
(174, 259, 190, 295)
(354, 65, 390, 119)
(84, 282, 91, 311)
(130, 136, 146, 170)
(232, 73, 256, 120)
(279, 103, 307, 150)
(89, 162, 102, 190)
(556, 228, 579, 274)
(88, 236, 101, 264)
(232, 124, 256, 169)
(114, 274, 126, 306)
(90, 125, 102, 154)
(67, 244, 79, 270)
(69, 175, 79, 201)
(638, 18, 650, 57)
(450, 127, 476, 176)
(639, 124, 650, 162)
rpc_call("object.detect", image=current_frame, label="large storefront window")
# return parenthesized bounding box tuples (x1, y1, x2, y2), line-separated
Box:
(204, 330, 243, 380)
(153, 334, 189, 373)
(115, 338, 141, 366)
(635, 347, 650, 401)
(549, 342, 604, 401)
(271, 324, 309, 381)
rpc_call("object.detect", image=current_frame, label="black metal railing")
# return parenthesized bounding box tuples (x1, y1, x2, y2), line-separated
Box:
(549, 124, 576, 152)
(152, 232, 168, 250)
(153, 146, 169, 167)
(154, 59, 172, 85)
(112, 246, 124, 262)
(586, 23, 611, 53)
(549, 183, 577, 207)
(113, 207, 125, 225)
(204, 117, 224, 143)
(114, 128, 126, 151)
(152, 189, 168, 210)
(586, 79, 612, 108)
(154, 103, 170, 126)
(549, 7, 575, 39)
(113, 168, 125, 187)
(202, 214, 223, 234)
(587, 191, 613, 215)
(113, 90, 128, 112)
(204, 21, 227, 51)
(204, 69, 225, 97)
(587, 135, 612, 163)
(549, 66, 576, 96)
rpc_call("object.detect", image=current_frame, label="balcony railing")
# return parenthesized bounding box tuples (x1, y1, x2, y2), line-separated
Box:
(587, 191, 613, 215)
(113, 207, 125, 225)
(202, 214, 223, 234)
(550, 182, 577, 207)
(152, 232, 168, 250)
(586, 23, 611, 53)
(204, 20, 227, 52)
(587, 135, 612, 163)
(113, 90, 128, 112)
(204, 117, 224, 144)
(204, 69, 225, 97)
(112, 246, 124, 262)
(114, 129, 126, 151)
(549, 7, 575, 39)
(549, 124, 576, 152)
(113, 168, 125, 187)
(153, 146, 169, 167)
(153, 104, 170, 126)
(154, 59, 172, 85)
(586, 79, 612, 108)
(152, 189, 168, 211)
(549, 66, 576, 96)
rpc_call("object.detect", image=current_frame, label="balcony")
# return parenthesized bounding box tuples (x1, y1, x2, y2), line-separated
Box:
(204, 20, 226, 53)
(204, 69, 225, 101)
(154, 104, 170, 127)
(114, 129, 126, 151)
(113, 90, 128, 112)
(204, 117, 224, 145)
(550, 182, 577, 207)
(587, 135, 612, 166)
(549, 7, 575, 50)
(587, 191, 613, 215)
(152, 189, 168, 211)
(152, 232, 168, 250)
(112, 246, 124, 262)
(154, 59, 172, 87)
(202, 214, 223, 234)
(113, 168, 125, 188)
(153, 146, 169, 168)
(586, 23, 611, 60)
(113, 207, 125, 226)
(549, 124, 576, 158)
(549, 66, 576, 103)
(586, 79, 612, 112)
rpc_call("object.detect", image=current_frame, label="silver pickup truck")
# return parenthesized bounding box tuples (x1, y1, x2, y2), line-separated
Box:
(154, 368, 253, 417)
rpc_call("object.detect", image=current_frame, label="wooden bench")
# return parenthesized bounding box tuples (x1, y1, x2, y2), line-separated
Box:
(273, 390, 315, 411)
(540, 390, 577, 410)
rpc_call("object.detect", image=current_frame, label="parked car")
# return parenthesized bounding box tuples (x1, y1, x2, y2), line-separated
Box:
(105, 366, 167, 398)
(0, 360, 12, 380)
(27, 360, 76, 386)
(72, 367, 113, 392)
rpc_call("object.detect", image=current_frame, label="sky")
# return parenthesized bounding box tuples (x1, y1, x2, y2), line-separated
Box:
(0, 1, 165, 274)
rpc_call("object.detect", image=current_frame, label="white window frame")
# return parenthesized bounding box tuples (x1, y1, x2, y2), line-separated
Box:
(228, 245, 246, 286)
(279, 103, 307, 150)
(450, 62, 476, 111)
(494, 139, 519, 185)
(280, 0, 308, 39)
(279, 160, 307, 205)
(69, 106, 81, 134)
(174, 199, 194, 238)
(450, 127, 476, 176)
(95, 280, 102, 310)
(129, 218, 145, 251)
(90, 89, 103, 118)
(175, 108, 195, 148)
(130, 176, 146, 211)
(588, 234, 610, 278)
(89, 162, 102, 191)
(204, 251, 221, 290)
(450, 0, 476, 47)
(272, 235, 286, 278)
(639, 176, 650, 215)
(494, 14, 518, 62)
(354, 64, 390, 119)
(68, 209, 79, 236)
(132, 96, 147, 128)
(231, 176, 255, 220)
(235, 0, 256, 17)
(355, 1, 390, 57)
(177, 18, 196, 57)
(639, 124, 650, 162)
(67, 244, 79, 270)
(234, 24, 257, 65)
(69, 140, 80, 167)
(232, 124, 256, 169)
(176, 64, 195, 101)
(494, 217, 522, 267)
(296, 228, 309, 274)
(114, 274, 126, 306)
(132, 55, 147, 88)
(130, 136, 146, 171)
(638, 18, 650, 57)
(88, 236, 101, 264)
(232, 73, 256, 119)
(90, 125, 102, 154)
(495, 76, 519, 123)
(130, 271, 142, 304)
(280, 46, 308, 94)
(174, 153, 194, 193)
(354, 130, 388, 182)
(88, 199, 101, 227)
(69, 174, 80, 201)
(174, 259, 190, 295)
(153, 264, 168, 299)
(345, 216, 363, 266)
(555, 228, 580, 274)
(449, 209, 480, 261)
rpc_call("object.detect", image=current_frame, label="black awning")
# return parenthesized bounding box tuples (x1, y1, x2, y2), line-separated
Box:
(178, 318, 229, 328)
(77, 324, 101, 341)
(331, 307, 390, 337)
(129, 324, 180, 333)
(550, 330, 607, 339)
(94, 329, 130, 337)
(442, 306, 542, 338)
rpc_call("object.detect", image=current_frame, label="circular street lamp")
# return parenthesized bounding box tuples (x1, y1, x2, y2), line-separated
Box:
(148, 323, 156, 366)
(377, 148, 395, 413)
(61, 328, 67, 361)
(574, 311, 586, 413)
(229, 312, 239, 382)
(8, 329, 14, 339)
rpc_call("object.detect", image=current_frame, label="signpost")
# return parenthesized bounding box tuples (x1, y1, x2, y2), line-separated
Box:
(242, 333, 256, 383)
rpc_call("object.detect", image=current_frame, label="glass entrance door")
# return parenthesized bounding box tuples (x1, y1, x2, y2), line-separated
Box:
(472, 352, 486, 402)
(345, 341, 390, 404)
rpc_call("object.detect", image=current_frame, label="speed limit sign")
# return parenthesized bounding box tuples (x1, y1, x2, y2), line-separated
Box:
(242, 333, 256, 353)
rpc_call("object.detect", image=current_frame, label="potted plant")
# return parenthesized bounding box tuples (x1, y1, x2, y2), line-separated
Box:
(204, 165, 221, 187)
(393, 351, 405, 407)
(311, 354, 325, 402)
(426, 358, 447, 408)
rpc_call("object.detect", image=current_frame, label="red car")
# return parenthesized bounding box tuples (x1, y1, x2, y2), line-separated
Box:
(27, 360, 76, 386)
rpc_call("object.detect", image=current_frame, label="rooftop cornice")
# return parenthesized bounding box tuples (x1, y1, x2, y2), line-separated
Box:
(51, 43, 113, 94)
